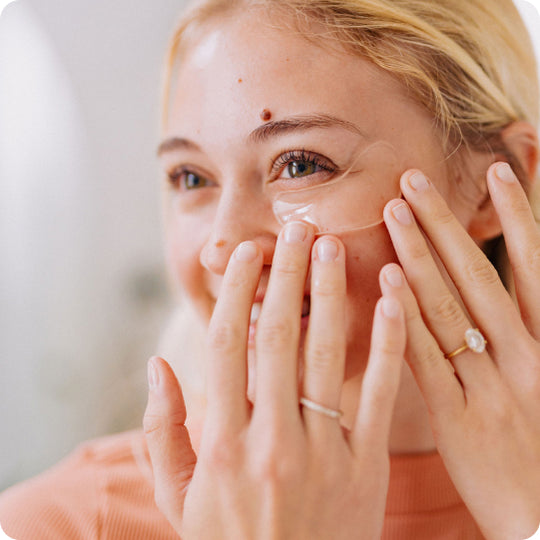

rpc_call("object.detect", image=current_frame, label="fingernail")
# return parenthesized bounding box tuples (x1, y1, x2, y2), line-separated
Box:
(235, 241, 258, 262)
(317, 237, 339, 261)
(284, 221, 308, 244)
(148, 357, 160, 389)
(495, 162, 516, 184)
(385, 267, 403, 287)
(391, 203, 413, 225)
(381, 297, 400, 319)
(408, 171, 430, 191)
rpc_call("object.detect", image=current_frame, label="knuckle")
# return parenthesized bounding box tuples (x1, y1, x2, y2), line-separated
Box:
(227, 271, 254, 290)
(375, 338, 404, 357)
(275, 255, 304, 278)
(521, 243, 540, 274)
(413, 343, 442, 366)
(306, 340, 343, 373)
(143, 410, 186, 437)
(428, 294, 465, 327)
(207, 321, 241, 352)
(482, 393, 514, 428)
(431, 205, 456, 226)
(204, 434, 242, 473)
(143, 413, 162, 437)
(463, 253, 500, 286)
(168, 409, 188, 430)
(251, 446, 299, 486)
(367, 385, 391, 414)
(257, 319, 295, 348)
(312, 278, 345, 298)
(508, 194, 532, 220)
(407, 239, 433, 263)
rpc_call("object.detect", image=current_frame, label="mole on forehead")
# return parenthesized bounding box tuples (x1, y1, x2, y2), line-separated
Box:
(260, 109, 272, 121)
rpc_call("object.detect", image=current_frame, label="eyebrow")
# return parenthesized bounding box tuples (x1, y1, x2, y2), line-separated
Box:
(156, 113, 366, 157)
(248, 113, 367, 144)
(156, 137, 201, 157)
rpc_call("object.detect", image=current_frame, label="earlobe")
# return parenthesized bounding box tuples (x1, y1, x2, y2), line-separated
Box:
(499, 121, 539, 185)
(467, 121, 539, 242)
(466, 195, 502, 241)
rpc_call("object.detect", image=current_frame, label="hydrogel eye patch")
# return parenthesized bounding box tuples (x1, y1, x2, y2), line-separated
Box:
(272, 141, 402, 235)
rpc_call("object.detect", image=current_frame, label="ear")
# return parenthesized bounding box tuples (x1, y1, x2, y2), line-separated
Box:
(500, 121, 539, 182)
(467, 121, 539, 241)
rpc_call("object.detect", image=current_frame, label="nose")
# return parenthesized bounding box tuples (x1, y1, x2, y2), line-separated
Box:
(199, 187, 278, 275)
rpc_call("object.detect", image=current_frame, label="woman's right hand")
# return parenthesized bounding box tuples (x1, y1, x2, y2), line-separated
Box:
(143, 222, 405, 539)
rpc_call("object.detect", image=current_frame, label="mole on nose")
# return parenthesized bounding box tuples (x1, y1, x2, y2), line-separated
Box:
(214, 239, 226, 248)
(260, 109, 272, 122)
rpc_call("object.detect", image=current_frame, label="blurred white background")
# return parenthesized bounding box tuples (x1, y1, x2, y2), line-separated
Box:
(0, 0, 189, 490)
(0, 0, 539, 492)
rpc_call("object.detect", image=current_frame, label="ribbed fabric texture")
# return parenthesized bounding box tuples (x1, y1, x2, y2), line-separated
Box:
(0, 431, 178, 539)
(382, 453, 484, 539)
(0, 430, 484, 539)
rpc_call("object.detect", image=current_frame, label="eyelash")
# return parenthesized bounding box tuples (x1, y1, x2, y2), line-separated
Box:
(166, 166, 207, 191)
(270, 149, 336, 178)
(166, 166, 187, 187)
(165, 149, 337, 190)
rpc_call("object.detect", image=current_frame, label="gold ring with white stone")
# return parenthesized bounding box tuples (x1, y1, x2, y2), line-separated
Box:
(444, 328, 487, 360)
(299, 397, 343, 419)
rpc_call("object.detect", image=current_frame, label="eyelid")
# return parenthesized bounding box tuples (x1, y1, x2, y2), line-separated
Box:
(165, 163, 218, 192)
(166, 161, 214, 179)
(269, 149, 337, 178)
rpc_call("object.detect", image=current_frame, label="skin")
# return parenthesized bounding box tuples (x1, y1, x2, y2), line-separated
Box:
(144, 8, 540, 540)
(158, 12, 489, 453)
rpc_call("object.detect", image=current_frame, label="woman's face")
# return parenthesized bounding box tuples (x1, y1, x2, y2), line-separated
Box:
(159, 10, 483, 383)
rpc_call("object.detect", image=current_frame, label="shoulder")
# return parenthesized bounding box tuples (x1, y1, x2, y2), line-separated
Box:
(0, 430, 177, 540)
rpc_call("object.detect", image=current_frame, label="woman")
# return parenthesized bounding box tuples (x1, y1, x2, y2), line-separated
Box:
(1, 0, 540, 538)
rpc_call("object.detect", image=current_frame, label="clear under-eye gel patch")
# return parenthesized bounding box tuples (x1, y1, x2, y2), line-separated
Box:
(272, 141, 402, 235)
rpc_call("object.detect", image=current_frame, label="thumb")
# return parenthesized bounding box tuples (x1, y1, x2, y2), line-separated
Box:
(144, 356, 197, 526)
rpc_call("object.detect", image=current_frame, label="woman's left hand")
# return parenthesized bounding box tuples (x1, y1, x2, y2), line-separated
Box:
(382, 162, 540, 540)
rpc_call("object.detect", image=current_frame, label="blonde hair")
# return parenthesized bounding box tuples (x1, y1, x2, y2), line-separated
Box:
(158, 0, 539, 382)
(163, 0, 537, 176)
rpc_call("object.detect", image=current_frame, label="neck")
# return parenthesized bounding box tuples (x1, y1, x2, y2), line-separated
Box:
(340, 362, 436, 454)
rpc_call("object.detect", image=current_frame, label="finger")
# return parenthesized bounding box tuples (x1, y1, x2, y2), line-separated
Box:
(399, 169, 525, 357)
(302, 236, 346, 437)
(351, 295, 404, 455)
(487, 162, 540, 341)
(384, 199, 497, 387)
(379, 264, 466, 416)
(206, 241, 263, 429)
(254, 221, 314, 421)
(143, 357, 197, 527)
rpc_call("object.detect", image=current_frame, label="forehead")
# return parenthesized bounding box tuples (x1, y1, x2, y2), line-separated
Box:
(165, 8, 431, 148)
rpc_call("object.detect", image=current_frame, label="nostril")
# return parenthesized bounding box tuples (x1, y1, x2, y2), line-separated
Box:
(200, 239, 234, 274)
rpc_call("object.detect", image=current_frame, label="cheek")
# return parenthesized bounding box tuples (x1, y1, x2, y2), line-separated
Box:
(340, 223, 399, 376)
(342, 222, 398, 296)
(164, 215, 212, 318)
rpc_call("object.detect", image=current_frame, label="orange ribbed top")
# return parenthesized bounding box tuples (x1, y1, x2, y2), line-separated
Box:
(0, 430, 483, 539)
